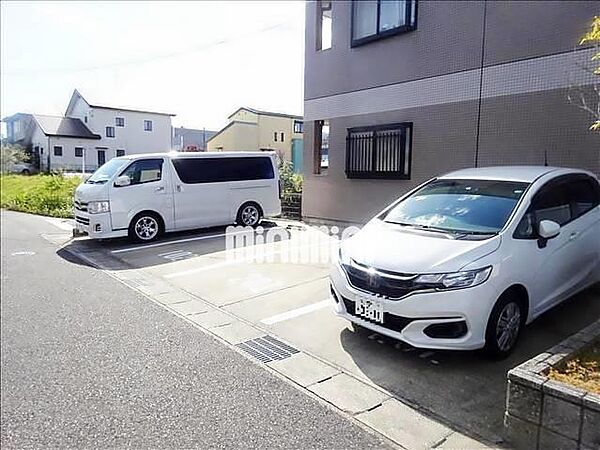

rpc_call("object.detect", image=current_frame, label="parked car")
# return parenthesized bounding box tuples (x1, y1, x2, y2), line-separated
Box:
(73, 151, 281, 242)
(330, 166, 600, 357)
(6, 162, 37, 175)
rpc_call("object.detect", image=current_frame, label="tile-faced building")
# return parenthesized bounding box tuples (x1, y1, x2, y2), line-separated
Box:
(303, 0, 600, 224)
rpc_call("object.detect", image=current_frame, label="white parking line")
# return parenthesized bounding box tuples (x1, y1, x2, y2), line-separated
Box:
(260, 300, 330, 325)
(164, 240, 337, 279)
(110, 227, 284, 254)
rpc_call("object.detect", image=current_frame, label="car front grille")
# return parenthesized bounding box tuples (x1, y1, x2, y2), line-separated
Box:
(74, 200, 88, 212)
(75, 216, 90, 225)
(342, 260, 418, 299)
(341, 295, 414, 333)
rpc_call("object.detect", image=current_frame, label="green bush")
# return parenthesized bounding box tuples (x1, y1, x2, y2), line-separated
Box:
(1, 174, 81, 218)
(279, 160, 302, 200)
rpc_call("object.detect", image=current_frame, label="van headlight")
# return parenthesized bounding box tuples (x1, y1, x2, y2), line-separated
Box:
(414, 266, 492, 290)
(88, 201, 110, 214)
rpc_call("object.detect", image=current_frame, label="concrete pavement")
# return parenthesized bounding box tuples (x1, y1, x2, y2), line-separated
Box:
(0, 210, 389, 449)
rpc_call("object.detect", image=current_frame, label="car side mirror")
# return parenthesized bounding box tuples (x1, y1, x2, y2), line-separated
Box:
(537, 220, 560, 248)
(114, 175, 131, 187)
(538, 220, 560, 239)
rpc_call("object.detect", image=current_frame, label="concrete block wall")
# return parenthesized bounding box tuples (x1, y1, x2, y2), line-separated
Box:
(504, 320, 600, 450)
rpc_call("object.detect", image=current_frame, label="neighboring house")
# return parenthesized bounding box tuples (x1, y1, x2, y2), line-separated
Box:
(2, 89, 175, 171)
(172, 126, 216, 152)
(303, 0, 600, 224)
(207, 107, 304, 171)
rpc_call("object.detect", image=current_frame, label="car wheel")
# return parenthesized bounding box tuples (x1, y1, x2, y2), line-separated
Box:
(236, 203, 262, 227)
(21, 169, 30, 175)
(485, 294, 524, 358)
(129, 212, 162, 242)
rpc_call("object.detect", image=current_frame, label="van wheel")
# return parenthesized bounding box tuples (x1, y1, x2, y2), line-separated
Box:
(129, 212, 162, 242)
(237, 203, 262, 227)
(21, 169, 30, 175)
(484, 293, 524, 359)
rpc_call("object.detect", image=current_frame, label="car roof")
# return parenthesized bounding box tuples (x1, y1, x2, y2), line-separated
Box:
(438, 166, 593, 183)
(120, 151, 276, 160)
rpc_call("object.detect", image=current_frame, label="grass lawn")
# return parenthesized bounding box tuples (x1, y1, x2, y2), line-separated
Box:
(1, 174, 82, 218)
(549, 341, 600, 394)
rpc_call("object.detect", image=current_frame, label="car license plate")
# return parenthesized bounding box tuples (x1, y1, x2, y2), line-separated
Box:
(355, 296, 384, 323)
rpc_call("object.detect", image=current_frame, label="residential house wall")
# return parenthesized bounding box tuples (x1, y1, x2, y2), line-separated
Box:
(302, 0, 600, 224)
(208, 107, 303, 164)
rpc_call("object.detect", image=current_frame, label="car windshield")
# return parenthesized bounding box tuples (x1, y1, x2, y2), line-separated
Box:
(382, 178, 530, 234)
(86, 158, 129, 184)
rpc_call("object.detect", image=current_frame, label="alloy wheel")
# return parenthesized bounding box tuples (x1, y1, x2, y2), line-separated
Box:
(495, 302, 521, 352)
(135, 216, 159, 240)
(241, 205, 259, 226)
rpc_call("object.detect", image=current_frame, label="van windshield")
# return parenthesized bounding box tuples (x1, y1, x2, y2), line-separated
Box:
(86, 158, 129, 184)
(382, 179, 530, 234)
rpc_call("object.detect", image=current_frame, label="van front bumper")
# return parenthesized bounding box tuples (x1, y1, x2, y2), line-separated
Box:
(330, 262, 500, 351)
(73, 211, 127, 239)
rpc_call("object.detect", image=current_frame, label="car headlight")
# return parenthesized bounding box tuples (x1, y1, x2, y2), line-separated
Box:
(338, 245, 351, 266)
(88, 201, 110, 214)
(414, 266, 492, 290)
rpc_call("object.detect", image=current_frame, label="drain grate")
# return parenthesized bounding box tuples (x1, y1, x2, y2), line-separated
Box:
(236, 335, 300, 363)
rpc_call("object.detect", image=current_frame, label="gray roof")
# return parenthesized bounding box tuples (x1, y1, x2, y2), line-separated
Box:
(34, 115, 101, 139)
(228, 106, 303, 120)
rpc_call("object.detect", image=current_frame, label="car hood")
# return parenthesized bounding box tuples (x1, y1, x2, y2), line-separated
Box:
(343, 219, 501, 274)
(74, 182, 109, 203)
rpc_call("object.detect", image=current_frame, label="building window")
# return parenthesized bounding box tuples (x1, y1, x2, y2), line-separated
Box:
(115, 117, 125, 127)
(317, 0, 332, 51)
(280, 132, 285, 142)
(116, 149, 125, 157)
(53, 146, 63, 156)
(106, 126, 115, 138)
(75, 147, 84, 157)
(314, 120, 329, 175)
(274, 132, 278, 142)
(345, 122, 412, 179)
(352, 0, 417, 47)
(294, 120, 304, 133)
(144, 120, 153, 131)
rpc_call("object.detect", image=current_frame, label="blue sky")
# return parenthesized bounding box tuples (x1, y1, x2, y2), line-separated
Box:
(1, 1, 305, 131)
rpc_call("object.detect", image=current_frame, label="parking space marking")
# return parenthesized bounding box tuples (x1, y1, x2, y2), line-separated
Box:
(260, 299, 330, 325)
(110, 227, 284, 254)
(163, 240, 336, 279)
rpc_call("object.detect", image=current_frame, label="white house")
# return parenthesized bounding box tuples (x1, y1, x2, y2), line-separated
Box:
(2, 89, 175, 171)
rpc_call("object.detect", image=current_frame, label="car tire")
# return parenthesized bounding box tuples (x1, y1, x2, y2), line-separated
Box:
(129, 212, 162, 243)
(236, 202, 262, 227)
(484, 293, 525, 359)
(21, 169, 30, 175)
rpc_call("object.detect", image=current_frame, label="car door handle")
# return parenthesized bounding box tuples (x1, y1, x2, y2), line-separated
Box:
(155, 186, 165, 192)
(569, 232, 579, 241)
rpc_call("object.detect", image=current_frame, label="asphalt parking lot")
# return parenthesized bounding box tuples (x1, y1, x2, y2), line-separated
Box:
(61, 220, 600, 445)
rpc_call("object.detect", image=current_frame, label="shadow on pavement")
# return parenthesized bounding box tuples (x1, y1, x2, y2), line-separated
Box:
(339, 283, 600, 445)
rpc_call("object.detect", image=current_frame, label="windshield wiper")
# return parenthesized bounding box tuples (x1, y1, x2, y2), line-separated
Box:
(386, 221, 458, 235)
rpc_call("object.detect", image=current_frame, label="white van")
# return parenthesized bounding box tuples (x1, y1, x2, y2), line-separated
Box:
(73, 152, 281, 241)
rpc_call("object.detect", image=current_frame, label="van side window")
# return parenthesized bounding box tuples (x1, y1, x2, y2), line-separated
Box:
(121, 159, 163, 185)
(514, 181, 571, 239)
(172, 157, 274, 184)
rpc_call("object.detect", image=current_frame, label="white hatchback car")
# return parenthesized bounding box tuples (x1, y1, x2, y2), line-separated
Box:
(330, 166, 600, 357)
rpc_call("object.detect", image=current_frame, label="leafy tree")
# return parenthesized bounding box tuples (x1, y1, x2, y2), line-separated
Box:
(0, 142, 29, 173)
(568, 16, 600, 131)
